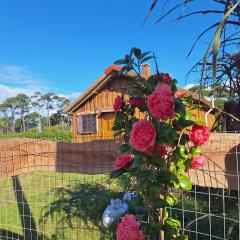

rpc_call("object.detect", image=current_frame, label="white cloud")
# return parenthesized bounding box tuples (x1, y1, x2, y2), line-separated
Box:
(0, 83, 37, 103)
(0, 64, 46, 86)
(0, 64, 50, 103)
(59, 92, 82, 101)
(184, 83, 197, 90)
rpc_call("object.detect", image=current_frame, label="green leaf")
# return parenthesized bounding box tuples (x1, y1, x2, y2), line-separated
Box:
(185, 111, 193, 120)
(178, 118, 195, 128)
(133, 48, 142, 59)
(175, 99, 186, 116)
(132, 156, 143, 168)
(110, 169, 126, 178)
(153, 198, 165, 208)
(179, 145, 185, 157)
(140, 51, 151, 59)
(195, 120, 206, 126)
(192, 146, 202, 156)
(116, 111, 126, 122)
(179, 175, 192, 190)
(114, 59, 127, 65)
(165, 218, 181, 229)
(149, 182, 162, 196)
(176, 234, 189, 240)
(140, 56, 153, 63)
(212, 2, 239, 77)
(166, 193, 177, 206)
(119, 144, 130, 153)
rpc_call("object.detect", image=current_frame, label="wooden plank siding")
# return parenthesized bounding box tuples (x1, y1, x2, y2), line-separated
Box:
(71, 76, 216, 143)
(72, 77, 131, 142)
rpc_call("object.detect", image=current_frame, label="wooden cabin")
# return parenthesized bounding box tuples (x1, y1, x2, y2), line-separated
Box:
(64, 64, 217, 143)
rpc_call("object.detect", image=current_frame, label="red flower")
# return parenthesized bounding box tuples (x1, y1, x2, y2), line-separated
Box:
(116, 214, 145, 240)
(191, 155, 207, 169)
(161, 73, 172, 82)
(130, 120, 156, 152)
(153, 73, 172, 82)
(174, 92, 186, 99)
(145, 145, 168, 158)
(147, 83, 175, 120)
(114, 154, 133, 170)
(130, 97, 145, 108)
(114, 96, 123, 113)
(189, 125, 210, 146)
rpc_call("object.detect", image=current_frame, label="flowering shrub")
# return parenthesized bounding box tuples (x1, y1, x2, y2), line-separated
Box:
(111, 48, 210, 239)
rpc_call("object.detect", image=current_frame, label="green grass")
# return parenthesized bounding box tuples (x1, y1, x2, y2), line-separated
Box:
(0, 171, 124, 240)
(0, 171, 238, 240)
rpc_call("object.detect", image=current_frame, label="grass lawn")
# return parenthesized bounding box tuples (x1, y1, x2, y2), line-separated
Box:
(0, 171, 238, 240)
(0, 171, 124, 240)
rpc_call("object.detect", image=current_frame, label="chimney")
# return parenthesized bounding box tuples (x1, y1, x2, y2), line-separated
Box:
(141, 63, 151, 79)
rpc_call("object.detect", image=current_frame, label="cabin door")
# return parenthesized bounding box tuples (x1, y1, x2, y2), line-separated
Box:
(102, 112, 115, 139)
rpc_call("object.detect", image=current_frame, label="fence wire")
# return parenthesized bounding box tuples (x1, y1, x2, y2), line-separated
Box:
(0, 132, 239, 240)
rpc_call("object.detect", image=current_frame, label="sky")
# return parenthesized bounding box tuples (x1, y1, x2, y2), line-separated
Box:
(0, 0, 220, 103)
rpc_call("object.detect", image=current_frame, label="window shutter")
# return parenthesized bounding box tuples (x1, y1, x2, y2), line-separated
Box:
(77, 116, 83, 134)
(77, 114, 97, 134)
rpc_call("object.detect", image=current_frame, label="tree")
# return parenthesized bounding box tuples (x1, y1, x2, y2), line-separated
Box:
(189, 82, 230, 109)
(40, 93, 56, 127)
(0, 102, 11, 133)
(30, 92, 43, 132)
(2, 97, 18, 133)
(15, 93, 30, 132)
(54, 96, 71, 126)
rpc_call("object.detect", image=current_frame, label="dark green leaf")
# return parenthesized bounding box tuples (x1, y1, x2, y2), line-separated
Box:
(132, 156, 143, 168)
(175, 99, 186, 115)
(178, 118, 195, 128)
(110, 169, 126, 178)
(114, 59, 127, 65)
(119, 144, 130, 153)
(133, 48, 142, 59)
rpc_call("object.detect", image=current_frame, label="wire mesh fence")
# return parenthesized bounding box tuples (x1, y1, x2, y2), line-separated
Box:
(0, 132, 239, 239)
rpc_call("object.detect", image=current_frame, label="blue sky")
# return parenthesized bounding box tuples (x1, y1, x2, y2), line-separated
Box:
(0, 0, 220, 102)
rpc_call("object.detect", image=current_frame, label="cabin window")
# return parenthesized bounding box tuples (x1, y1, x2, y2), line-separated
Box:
(77, 114, 97, 134)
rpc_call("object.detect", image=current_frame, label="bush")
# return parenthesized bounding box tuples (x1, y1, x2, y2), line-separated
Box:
(0, 125, 72, 142)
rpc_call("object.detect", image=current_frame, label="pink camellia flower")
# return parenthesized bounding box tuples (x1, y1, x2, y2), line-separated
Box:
(161, 73, 172, 82)
(174, 92, 186, 99)
(153, 73, 172, 82)
(191, 155, 207, 169)
(147, 83, 175, 120)
(130, 97, 145, 109)
(130, 120, 156, 152)
(145, 145, 168, 158)
(116, 214, 145, 240)
(114, 154, 133, 170)
(113, 96, 123, 113)
(189, 125, 210, 146)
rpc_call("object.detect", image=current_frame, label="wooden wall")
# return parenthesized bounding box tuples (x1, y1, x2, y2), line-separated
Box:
(71, 76, 217, 142)
(72, 77, 131, 142)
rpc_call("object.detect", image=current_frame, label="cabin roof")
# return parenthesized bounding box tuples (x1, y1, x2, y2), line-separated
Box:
(64, 66, 136, 114)
(64, 66, 217, 114)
